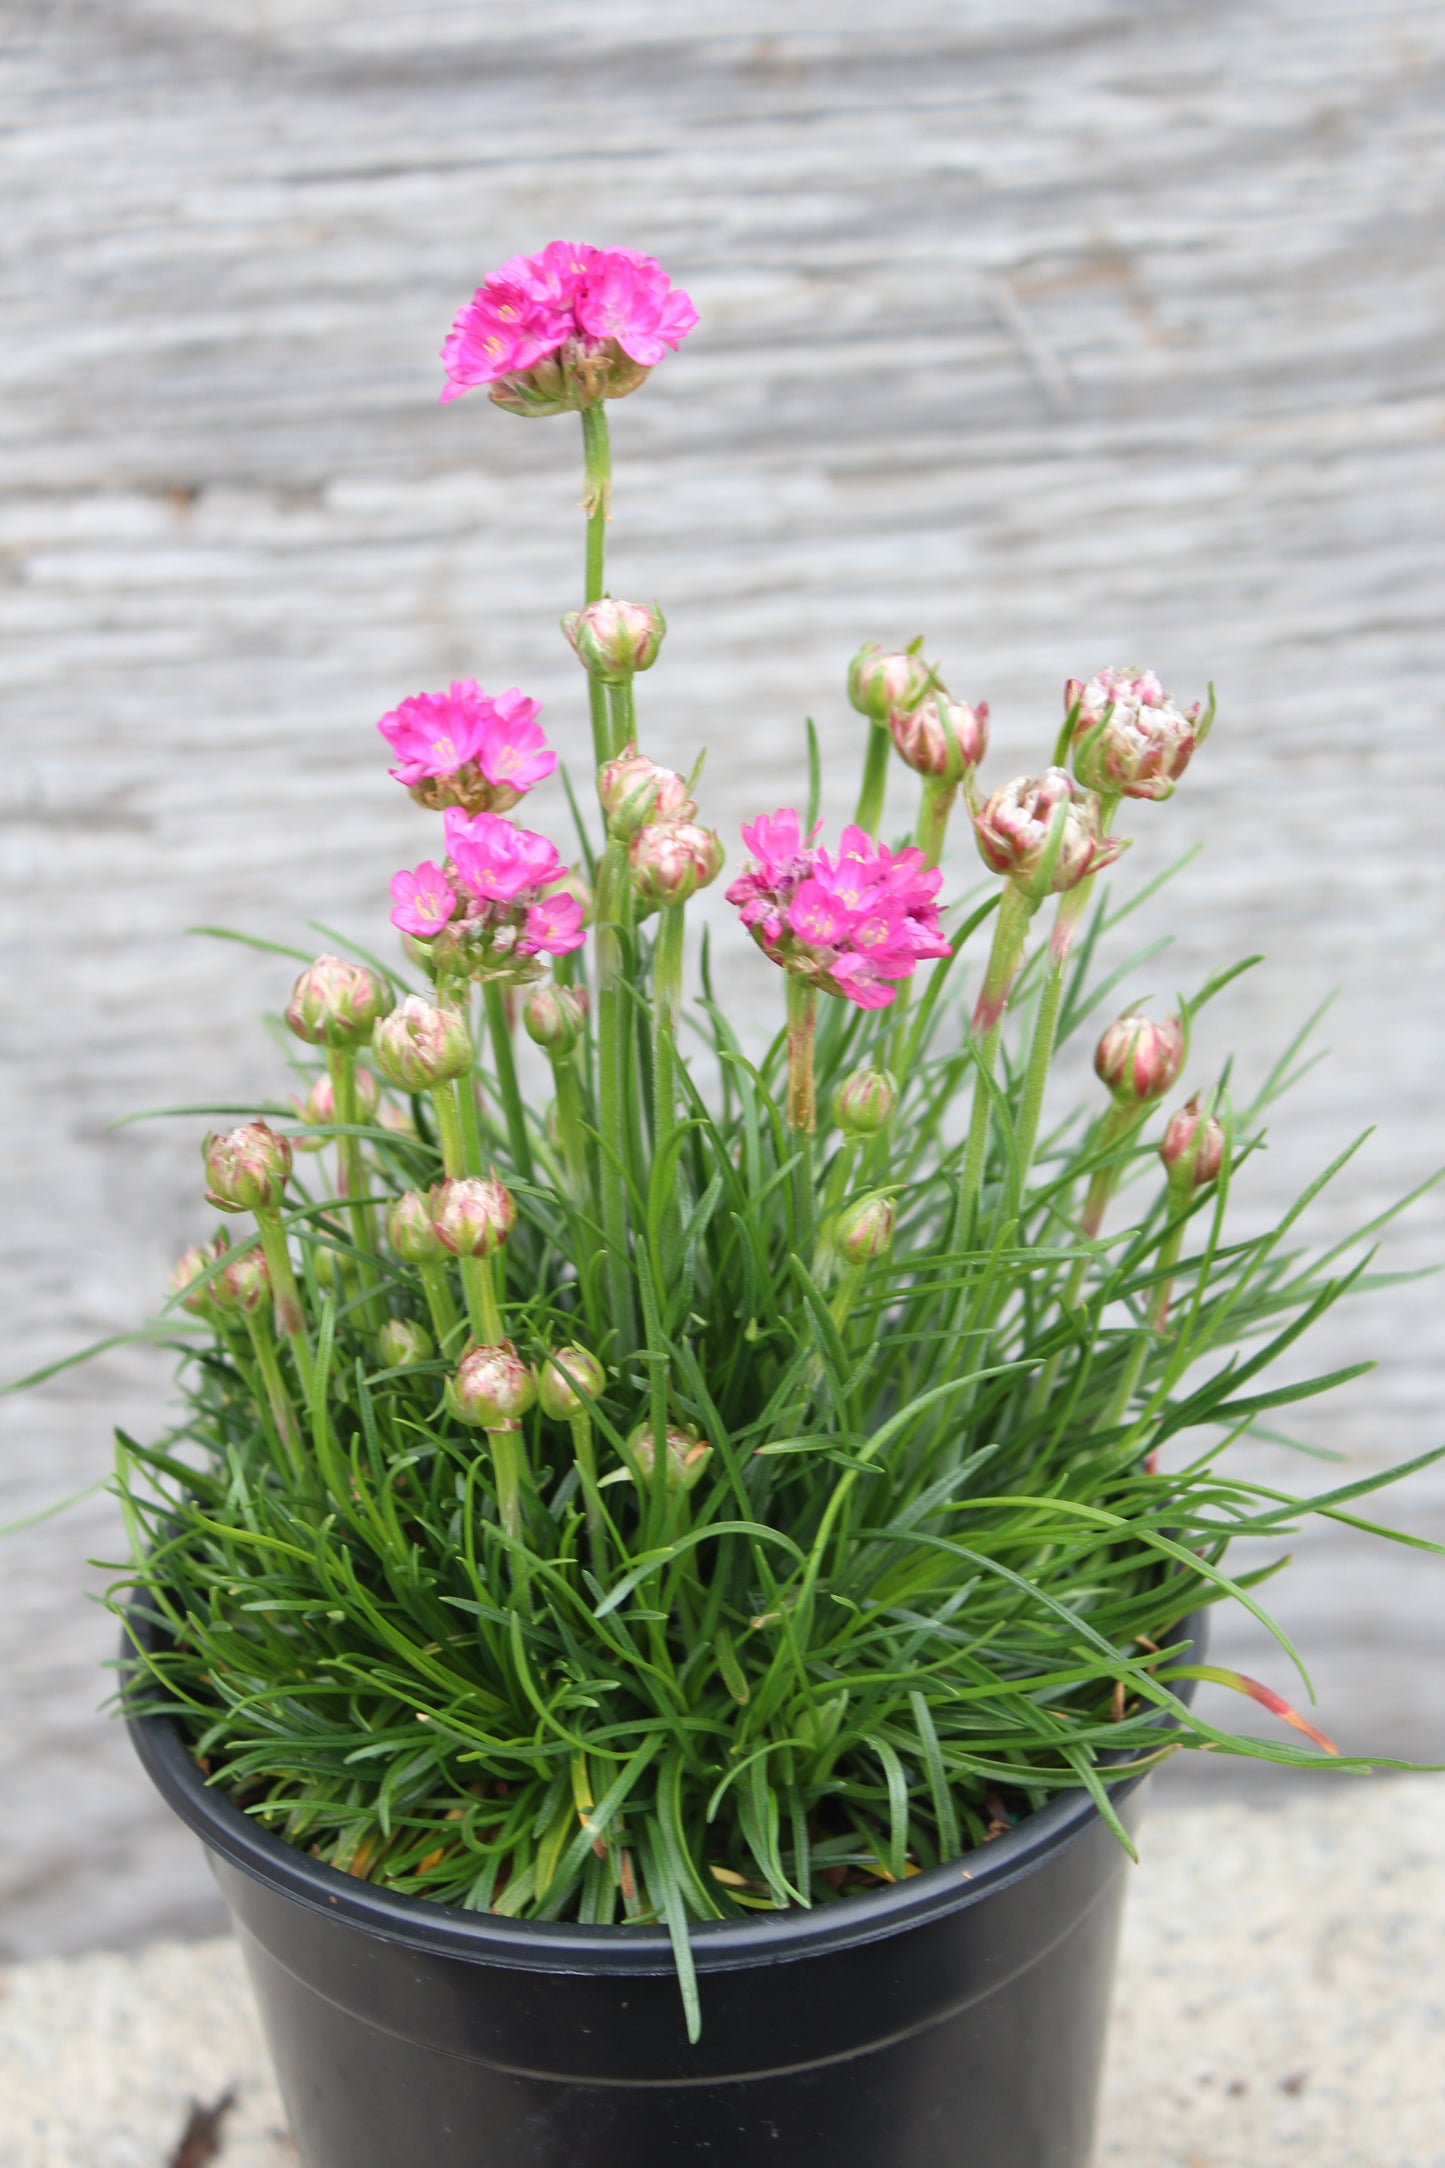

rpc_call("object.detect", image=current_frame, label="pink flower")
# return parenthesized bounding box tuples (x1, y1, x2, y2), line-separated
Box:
(441, 243, 697, 415)
(377, 683, 555, 814)
(402, 810, 586, 983)
(973, 769, 1124, 897)
(726, 809, 951, 1010)
(390, 860, 457, 939)
(1066, 666, 1207, 803)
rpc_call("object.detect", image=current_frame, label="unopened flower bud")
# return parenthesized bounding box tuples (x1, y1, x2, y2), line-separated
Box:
(386, 1188, 448, 1263)
(1067, 667, 1207, 802)
(973, 768, 1125, 898)
(625, 1422, 712, 1493)
(210, 1244, 271, 1318)
(597, 744, 695, 840)
(431, 1175, 516, 1258)
(372, 995, 472, 1090)
(1095, 1013, 1185, 1105)
(562, 598, 666, 683)
(1160, 1096, 1225, 1188)
(832, 1067, 898, 1137)
(835, 1190, 896, 1265)
(285, 955, 393, 1047)
(169, 1236, 226, 1320)
(376, 1316, 433, 1367)
(203, 1121, 292, 1214)
(537, 1344, 606, 1421)
(523, 983, 589, 1054)
(452, 1340, 535, 1431)
(847, 641, 936, 725)
(293, 1067, 381, 1142)
(629, 819, 724, 908)
(377, 1103, 417, 1140)
(890, 692, 989, 779)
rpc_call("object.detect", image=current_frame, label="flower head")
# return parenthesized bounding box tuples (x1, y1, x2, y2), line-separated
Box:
(523, 982, 589, 1054)
(847, 642, 937, 726)
(1160, 1095, 1226, 1188)
(973, 769, 1125, 900)
(390, 861, 458, 941)
(203, 1121, 292, 1214)
(1095, 1012, 1186, 1105)
(833, 1067, 898, 1138)
(562, 599, 666, 684)
(537, 1344, 606, 1422)
(372, 995, 472, 1090)
(452, 1341, 536, 1431)
(377, 683, 555, 814)
(629, 819, 724, 908)
(396, 813, 586, 985)
(1067, 666, 1208, 802)
(890, 692, 989, 780)
(624, 1422, 712, 1494)
(386, 1187, 448, 1264)
(376, 1317, 433, 1368)
(169, 1235, 227, 1321)
(597, 744, 695, 839)
(726, 812, 950, 1010)
(431, 1174, 517, 1259)
(291, 1067, 380, 1147)
(441, 243, 697, 416)
(210, 1243, 270, 1320)
(285, 955, 392, 1047)
(835, 1190, 896, 1266)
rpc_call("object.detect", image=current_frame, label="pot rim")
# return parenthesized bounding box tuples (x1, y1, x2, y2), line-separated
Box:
(125, 1601, 1205, 1978)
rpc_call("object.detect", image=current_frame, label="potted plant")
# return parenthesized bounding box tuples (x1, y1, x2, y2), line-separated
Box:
(91, 242, 1430, 2167)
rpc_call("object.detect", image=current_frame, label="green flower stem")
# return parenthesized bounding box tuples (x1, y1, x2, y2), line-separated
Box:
(914, 772, 958, 870)
(812, 1135, 861, 1280)
(549, 1046, 592, 1204)
(243, 1308, 306, 1487)
(569, 1410, 606, 1564)
(958, 884, 1035, 1237)
(483, 979, 534, 1182)
(651, 902, 686, 1215)
(254, 1209, 313, 1396)
(853, 725, 891, 835)
(488, 1427, 526, 1545)
(419, 1260, 462, 1353)
(1100, 1175, 1190, 1433)
(460, 1254, 505, 1348)
(428, 1083, 467, 1180)
(582, 405, 612, 771)
(326, 1044, 380, 1323)
(594, 835, 637, 1351)
(785, 975, 819, 1258)
(606, 678, 636, 761)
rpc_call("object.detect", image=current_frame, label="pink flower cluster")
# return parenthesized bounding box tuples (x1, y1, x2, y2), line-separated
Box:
(726, 811, 950, 1010)
(441, 243, 697, 406)
(377, 682, 555, 814)
(390, 809, 585, 978)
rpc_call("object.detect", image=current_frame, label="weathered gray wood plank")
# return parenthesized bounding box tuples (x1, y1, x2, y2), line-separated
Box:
(2, 0, 1442, 1954)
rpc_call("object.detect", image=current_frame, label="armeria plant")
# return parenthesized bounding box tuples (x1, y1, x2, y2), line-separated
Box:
(96, 242, 1437, 2038)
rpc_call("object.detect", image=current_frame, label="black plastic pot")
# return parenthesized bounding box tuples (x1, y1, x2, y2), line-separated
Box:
(128, 1613, 1204, 2168)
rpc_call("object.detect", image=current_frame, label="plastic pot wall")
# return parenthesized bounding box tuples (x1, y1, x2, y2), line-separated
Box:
(128, 1614, 1205, 2168)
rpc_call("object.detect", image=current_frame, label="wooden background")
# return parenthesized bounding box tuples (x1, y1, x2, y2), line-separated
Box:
(2, 0, 1442, 1958)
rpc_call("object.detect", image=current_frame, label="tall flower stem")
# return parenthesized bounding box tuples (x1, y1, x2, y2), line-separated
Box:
(606, 679, 636, 762)
(325, 1044, 380, 1324)
(651, 903, 686, 1229)
(548, 1045, 592, 1204)
(428, 1083, 467, 1181)
(914, 772, 958, 870)
(489, 1428, 526, 1546)
(593, 835, 637, 1351)
(958, 884, 1035, 1238)
(854, 726, 891, 835)
(785, 975, 819, 1256)
(243, 1308, 306, 1486)
(460, 1255, 505, 1348)
(581, 406, 612, 770)
(569, 1410, 606, 1566)
(254, 1209, 314, 1396)
(418, 1260, 463, 1353)
(483, 980, 534, 1182)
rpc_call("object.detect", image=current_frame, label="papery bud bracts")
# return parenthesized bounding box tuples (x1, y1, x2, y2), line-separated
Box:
(847, 642, 936, 725)
(376, 1317, 433, 1368)
(1160, 1096, 1226, 1188)
(372, 995, 472, 1090)
(295, 1068, 380, 1138)
(537, 1344, 606, 1422)
(890, 693, 989, 779)
(452, 1341, 535, 1431)
(285, 955, 393, 1047)
(386, 1189, 448, 1264)
(1067, 667, 1208, 803)
(431, 1175, 516, 1258)
(629, 820, 724, 908)
(562, 598, 666, 683)
(203, 1121, 292, 1215)
(835, 1190, 896, 1266)
(597, 745, 695, 840)
(523, 983, 589, 1054)
(973, 769, 1125, 899)
(210, 1244, 270, 1319)
(1095, 1013, 1185, 1105)
(832, 1067, 898, 1137)
(625, 1422, 712, 1493)
(169, 1237, 227, 1321)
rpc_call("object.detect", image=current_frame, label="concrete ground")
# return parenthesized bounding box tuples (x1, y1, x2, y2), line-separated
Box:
(1, 1777, 1441, 2168)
